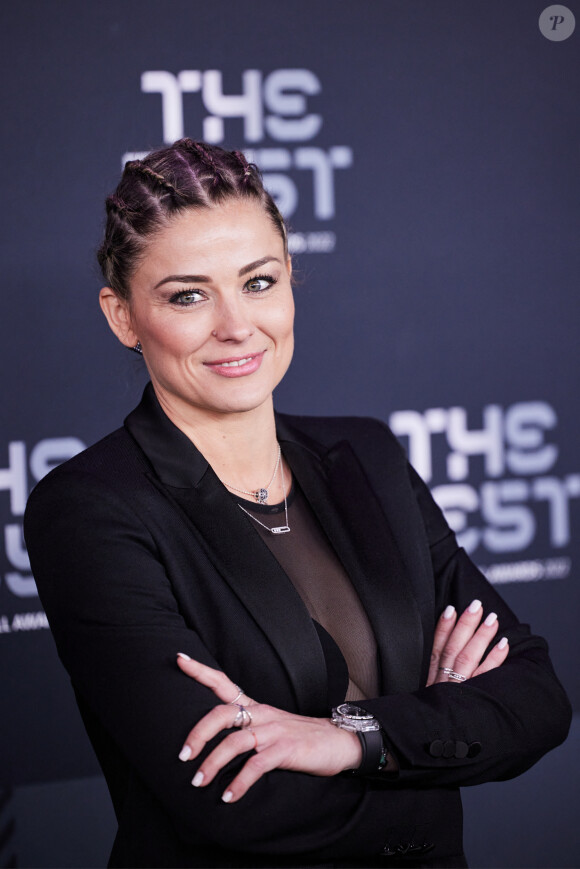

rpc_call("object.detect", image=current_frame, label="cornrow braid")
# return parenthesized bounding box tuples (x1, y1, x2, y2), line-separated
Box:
(105, 193, 129, 217)
(232, 150, 254, 183)
(98, 139, 288, 300)
(173, 139, 229, 192)
(190, 141, 226, 187)
(124, 161, 183, 197)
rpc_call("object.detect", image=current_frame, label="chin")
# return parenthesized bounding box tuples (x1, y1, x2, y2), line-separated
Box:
(199, 387, 273, 416)
(216, 397, 272, 416)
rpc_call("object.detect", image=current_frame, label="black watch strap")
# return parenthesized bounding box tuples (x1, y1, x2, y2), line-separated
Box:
(354, 728, 386, 776)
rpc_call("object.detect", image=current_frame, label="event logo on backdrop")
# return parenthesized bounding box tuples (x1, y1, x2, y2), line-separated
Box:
(122, 69, 353, 254)
(1, 401, 578, 629)
(0, 438, 84, 631)
(390, 401, 580, 584)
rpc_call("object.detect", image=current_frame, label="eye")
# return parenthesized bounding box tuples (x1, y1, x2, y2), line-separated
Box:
(244, 275, 276, 293)
(169, 289, 205, 306)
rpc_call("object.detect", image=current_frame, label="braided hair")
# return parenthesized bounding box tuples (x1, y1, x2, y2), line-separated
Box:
(97, 140, 287, 300)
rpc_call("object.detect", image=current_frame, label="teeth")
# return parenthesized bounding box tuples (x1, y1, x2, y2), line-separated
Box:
(220, 357, 253, 367)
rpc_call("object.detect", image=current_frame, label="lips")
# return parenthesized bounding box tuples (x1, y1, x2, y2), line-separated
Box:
(204, 351, 265, 377)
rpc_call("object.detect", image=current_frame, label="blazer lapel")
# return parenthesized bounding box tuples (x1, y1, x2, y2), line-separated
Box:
(280, 436, 424, 695)
(125, 386, 330, 715)
(126, 385, 424, 706)
(165, 474, 330, 714)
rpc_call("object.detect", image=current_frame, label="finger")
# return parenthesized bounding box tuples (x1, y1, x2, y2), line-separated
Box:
(220, 744, 283, 803)
(191, 727, 261, 790)
(449, 611, 500, 680)
(178, 703, 241, 762)
(427, 605, 457, 686)
(472, 636, 509, 677)
(179, 699, 260, 763)
(211, 722, 301, 803)
(176, 653, 251, 704)
(438, 610, 502, 684)
(433, 599, 484, 682)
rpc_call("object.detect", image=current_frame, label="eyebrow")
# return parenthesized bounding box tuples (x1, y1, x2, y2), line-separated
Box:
(239, 256, 282, 276)
(153, 256, 282, 290)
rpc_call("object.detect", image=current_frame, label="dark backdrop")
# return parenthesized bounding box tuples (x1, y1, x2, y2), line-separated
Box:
(1, 2, 578, 866)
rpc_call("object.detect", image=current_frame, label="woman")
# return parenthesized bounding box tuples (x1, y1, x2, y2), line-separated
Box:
(24, 140, 571, 868)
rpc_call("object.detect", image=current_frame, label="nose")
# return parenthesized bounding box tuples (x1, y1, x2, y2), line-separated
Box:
(211, 296, 254, 343)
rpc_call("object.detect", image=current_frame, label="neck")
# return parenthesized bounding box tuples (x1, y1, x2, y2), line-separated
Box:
(154, 389, 284, 494)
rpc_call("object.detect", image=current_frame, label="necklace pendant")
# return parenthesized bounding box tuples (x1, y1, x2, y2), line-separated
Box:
(255, 488, 268, 504)
(271, 525, 291, 534)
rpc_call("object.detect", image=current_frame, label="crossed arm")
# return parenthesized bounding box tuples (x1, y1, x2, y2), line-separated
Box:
(176, 598, 510, 804)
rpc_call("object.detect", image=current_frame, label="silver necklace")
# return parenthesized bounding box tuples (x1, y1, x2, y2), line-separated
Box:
(223, 444, 281, 504)
(237, 458, 291, 534)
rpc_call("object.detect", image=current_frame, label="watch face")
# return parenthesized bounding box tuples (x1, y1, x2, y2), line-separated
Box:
(331, 703, 381, 732)
(336, 703, 374, 720)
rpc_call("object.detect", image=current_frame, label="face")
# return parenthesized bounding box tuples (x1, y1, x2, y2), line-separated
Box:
(100, 198, 294, 426)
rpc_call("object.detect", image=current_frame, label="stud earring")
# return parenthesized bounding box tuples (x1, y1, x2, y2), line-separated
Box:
(131, 341, 143, 354)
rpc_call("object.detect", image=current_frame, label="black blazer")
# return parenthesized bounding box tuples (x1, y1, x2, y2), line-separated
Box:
(24, 385, 571, 868)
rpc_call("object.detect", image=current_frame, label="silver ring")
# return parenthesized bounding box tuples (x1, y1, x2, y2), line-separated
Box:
(447, 671, 467, 682)
(438, 667, 454, 675)
(233, 704, 253, 729)
(229, 686, 244, 705)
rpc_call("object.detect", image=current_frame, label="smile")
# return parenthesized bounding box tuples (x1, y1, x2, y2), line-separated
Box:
(204, 351, 265, 378)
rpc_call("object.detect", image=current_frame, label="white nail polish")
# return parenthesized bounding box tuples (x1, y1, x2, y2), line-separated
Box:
(222, 790, 233, 803)
(443, 605, 455, 620)
(192, 771, 204, 787)
(179, 745, 192, 762)
(468, 599, 482, 613)
(177, 652, 191, 660)
(484, 612, 497, 627)
(497, 637, 508, 650)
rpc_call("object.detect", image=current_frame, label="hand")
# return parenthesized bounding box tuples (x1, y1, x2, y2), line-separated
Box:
(175, 654, 362, 803)
(426, 599, 509, 687)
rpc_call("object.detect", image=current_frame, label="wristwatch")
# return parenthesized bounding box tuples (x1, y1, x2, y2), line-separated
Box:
(330, 703, 388, 775)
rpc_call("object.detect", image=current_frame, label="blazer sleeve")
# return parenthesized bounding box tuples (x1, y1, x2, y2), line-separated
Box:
(23, 464, 462, 863)
(360, 458, 572, 788)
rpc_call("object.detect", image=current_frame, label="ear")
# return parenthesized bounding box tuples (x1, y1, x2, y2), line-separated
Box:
(99, 287, 138, 349)
(286, 255, 292, 280)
